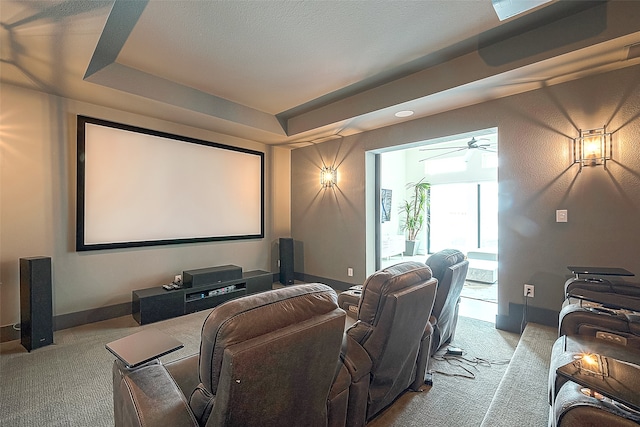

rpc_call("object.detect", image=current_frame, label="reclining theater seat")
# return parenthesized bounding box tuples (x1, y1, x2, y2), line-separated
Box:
(341, 261, 438, 426)
(113, 283, 347, 427)
(411, 249, 469, 391)
(558, 303, 640, 351)
(564, 276, 640, 312)
(548, 274, 640, 427)
(424, 248, 469, 355)
(549, 311, 640, 426)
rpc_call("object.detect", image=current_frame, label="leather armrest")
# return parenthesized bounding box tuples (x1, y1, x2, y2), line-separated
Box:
(627, 314, 640, 336)
(340, 334, 372, 427)
(113, 359, 199, 427)
(340, 334, 372, 382)
(412, 321, 434, 391)
(165, 354, 200, 398)
(328, 362, 351, 427)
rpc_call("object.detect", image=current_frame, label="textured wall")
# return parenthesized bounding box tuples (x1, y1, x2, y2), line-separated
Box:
(291, 137, 368, 281)
(291, 65, 640, 323)
(0, 84, 287, 326)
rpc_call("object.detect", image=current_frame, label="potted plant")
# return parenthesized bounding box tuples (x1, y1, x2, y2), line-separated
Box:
(399, 178, 430, 256)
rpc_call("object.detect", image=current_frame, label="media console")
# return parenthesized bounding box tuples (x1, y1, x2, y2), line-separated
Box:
(132, 269, 273, 325)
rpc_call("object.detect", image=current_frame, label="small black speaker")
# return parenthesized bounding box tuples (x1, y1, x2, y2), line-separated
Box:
(279, 238, 294, 286)
(20, 257, 53, 351)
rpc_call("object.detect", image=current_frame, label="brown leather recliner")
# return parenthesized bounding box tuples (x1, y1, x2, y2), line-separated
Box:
(112, 283, 348, 427)
(412, 249, 469, 390)
(425, 248, 469, 354)
(548, 270, 640, 426)
(340, 261, 438, 426)
(564, 276, 640, 311)
(549, 304, 640, 426)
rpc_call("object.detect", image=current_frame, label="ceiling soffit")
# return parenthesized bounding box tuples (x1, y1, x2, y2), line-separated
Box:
(80, 0, 640, 144)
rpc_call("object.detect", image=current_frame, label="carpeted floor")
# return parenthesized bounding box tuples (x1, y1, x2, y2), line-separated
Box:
(368, 316, 519, 426)
(0, 310, 521, 426)
(480, 322, 557, 427)
(0, 311, 208, 427)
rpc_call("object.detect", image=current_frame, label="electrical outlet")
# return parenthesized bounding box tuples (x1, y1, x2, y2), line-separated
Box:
(347, 267, 354, 277)
(556, 209, 568, 223)
(174, 274, 182, 283)
(524, 284, 535, 298)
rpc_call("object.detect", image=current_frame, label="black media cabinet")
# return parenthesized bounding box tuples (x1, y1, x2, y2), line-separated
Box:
(132, 270, 272, 325)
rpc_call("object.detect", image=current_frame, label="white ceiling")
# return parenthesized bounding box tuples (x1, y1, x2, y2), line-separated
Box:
(2, 0, 640, 146)
(121, 1, 500, 114)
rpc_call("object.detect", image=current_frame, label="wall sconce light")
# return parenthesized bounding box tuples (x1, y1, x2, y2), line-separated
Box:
(320, 166, 337, 188)
(573, 126, 611, 171)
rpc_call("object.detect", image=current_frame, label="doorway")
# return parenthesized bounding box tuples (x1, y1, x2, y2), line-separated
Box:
(373, 129, 498, 321)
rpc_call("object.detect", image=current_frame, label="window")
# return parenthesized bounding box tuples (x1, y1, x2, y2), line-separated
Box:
(428, 182, 497, 253)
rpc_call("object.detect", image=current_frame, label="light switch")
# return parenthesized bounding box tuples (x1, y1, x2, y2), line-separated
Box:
(556, 209, 568, 223)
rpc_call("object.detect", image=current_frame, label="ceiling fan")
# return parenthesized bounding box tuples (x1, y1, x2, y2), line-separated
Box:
(418, 137, 496, 162)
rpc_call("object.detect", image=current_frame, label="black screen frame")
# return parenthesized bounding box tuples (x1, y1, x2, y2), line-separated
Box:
(76, 115, 265, 251)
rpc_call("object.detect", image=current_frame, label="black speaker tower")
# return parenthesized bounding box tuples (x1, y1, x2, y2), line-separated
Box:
(20, 257, 53, 351)
(279, 238, 294, 286)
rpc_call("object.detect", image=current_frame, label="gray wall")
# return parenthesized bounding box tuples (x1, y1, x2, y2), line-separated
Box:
(291, 64, 640, 329)
(2, 55, 639, 333)
(0, 83, 292, 328)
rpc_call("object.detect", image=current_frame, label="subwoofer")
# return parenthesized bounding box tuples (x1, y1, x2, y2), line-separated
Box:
(279, 238, 294, 286)
(20, 257, 53, 351)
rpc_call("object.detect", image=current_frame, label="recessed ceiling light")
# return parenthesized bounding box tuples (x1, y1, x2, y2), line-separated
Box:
(395, 110, 414, 118)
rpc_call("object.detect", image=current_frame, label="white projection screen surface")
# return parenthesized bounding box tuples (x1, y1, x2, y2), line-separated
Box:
(76, 116, 264, 251)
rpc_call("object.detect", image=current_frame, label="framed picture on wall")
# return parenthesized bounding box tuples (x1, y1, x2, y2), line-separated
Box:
(381, 189, 392, 223)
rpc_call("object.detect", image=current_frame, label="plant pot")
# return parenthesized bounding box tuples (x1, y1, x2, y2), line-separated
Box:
(405, 240, 420, 256)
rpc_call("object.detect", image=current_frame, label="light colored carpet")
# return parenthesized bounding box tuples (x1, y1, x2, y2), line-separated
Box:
(480, 322, 557, 427)
(0, 311, 522, 426)
(368, 316, 519, 427)
(0, 311, 208, 427)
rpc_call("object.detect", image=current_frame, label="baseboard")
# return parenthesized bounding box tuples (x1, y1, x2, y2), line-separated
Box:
(294, 272, 357, 292)
(1, 274, 355, 343)
(495, 302, 559, 334)
(1, 302, 132, 343)
(54, 302, 131, 331)
(0, 324, 20, 342)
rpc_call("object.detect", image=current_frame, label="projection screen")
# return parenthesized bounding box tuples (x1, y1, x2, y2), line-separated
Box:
(76, 116, 264, 251)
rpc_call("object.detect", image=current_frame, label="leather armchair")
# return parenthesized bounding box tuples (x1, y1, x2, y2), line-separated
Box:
(548, 325, 640, 426)
(558, 302, 640, 350)
(425, 248, 469, 354)
(340, 261, 438, 426)
(548, 274, 640, 426)
(548, 334, 640, 407)
(564, 277, 640, 311)
(553, 380, 640, 427)
(411, 249, 468, 391)
(113, 283, 348, 427)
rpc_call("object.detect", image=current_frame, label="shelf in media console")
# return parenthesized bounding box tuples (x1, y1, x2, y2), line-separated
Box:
(132, 269, 272, 325)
